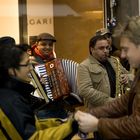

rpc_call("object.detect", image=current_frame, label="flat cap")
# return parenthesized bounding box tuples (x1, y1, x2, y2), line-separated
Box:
(37, 33, 56, 42)
(96, 28, 111, 36)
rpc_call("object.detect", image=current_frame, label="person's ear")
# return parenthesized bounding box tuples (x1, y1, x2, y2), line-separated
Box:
(90, 47, 94, 53)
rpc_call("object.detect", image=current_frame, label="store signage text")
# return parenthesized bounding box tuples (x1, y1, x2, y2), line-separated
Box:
(28, 17, 52, 25)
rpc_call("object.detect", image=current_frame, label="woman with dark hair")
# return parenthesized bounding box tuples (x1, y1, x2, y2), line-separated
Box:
(0, 44, 36, 139)
(0, 44, 77, 140)
(0, 36, 16, 47)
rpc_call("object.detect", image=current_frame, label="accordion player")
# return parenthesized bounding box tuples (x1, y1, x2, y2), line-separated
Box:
(30, 58, 71, 103)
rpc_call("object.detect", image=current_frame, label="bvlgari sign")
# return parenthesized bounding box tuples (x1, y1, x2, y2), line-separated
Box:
(28, 17, 52, 25)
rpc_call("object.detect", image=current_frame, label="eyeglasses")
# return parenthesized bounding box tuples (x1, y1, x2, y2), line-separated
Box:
(19, 62, 32, 67)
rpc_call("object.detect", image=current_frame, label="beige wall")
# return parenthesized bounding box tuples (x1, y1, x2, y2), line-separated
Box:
(0, 0, 19, 43)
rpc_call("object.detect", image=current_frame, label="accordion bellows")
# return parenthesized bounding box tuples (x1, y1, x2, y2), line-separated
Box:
(31, 59, 71, 102)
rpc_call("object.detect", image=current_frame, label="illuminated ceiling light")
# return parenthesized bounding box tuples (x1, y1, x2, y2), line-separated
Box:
(84, 11, 103, 14)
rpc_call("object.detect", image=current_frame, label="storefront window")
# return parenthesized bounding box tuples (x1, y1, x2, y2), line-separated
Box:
(27, 0, 105, 62)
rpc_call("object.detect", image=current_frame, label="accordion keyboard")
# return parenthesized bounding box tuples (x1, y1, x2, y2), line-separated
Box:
(35, 64, 54, 101)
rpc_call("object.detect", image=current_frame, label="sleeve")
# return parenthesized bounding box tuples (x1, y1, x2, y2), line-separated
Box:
(90, 93, 140, 139)
(77, 64, 113, 106)
(29, 118, 78, 140)
(98, 100, 140, 139)
(89, 93, 129, 118)
(4, 96, 77, 140)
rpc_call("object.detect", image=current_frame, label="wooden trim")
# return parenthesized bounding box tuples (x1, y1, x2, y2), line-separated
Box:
(18, 0, 27, 44)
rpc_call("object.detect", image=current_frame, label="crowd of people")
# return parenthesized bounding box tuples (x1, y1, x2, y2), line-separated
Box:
(0, 36, 78, 140)
(0, 16, 140, 140)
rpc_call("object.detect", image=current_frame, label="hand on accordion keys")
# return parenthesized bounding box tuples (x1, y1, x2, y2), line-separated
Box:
(29, 56, 39, 65)
(39, 74, 50, 85)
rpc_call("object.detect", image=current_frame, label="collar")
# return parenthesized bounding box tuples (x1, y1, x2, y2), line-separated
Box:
(6, 77, 35, 97)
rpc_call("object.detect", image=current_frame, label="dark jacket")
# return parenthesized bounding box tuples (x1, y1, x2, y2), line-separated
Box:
(89, 69, 140, 140)
(0, 77, 78, 140)
(0, 77, 37, 139)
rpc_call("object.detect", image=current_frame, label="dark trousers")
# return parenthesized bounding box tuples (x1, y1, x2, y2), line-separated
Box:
(94, 132, 104, 140)
(35, 100, 68, 119)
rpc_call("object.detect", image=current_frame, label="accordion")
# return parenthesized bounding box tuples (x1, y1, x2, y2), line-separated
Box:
(30, 59, 70, 103)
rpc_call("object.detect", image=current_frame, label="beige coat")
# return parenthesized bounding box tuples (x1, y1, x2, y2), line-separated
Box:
(77, 55, 129, 108)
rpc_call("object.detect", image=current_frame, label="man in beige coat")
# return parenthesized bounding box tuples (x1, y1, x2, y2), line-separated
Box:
(77, 29, 132, 109)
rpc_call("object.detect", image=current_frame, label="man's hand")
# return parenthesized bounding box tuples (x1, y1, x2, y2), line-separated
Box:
(120, 74, 128, 84)
(29, 56, 39, 65)
(74, 110, 99, 133)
